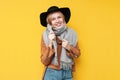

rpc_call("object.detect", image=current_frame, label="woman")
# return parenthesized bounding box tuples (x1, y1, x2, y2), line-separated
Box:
(40, 6, 80, 80)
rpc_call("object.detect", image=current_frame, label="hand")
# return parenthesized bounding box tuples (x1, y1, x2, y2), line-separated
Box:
(62, 39, 70, 50)
(48, 31, 55, 41)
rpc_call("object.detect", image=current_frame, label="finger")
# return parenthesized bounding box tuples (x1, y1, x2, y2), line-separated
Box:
(62, 44, 65, 47)
(50, 31, 54, 34)
(62, 43, 66, 47)
(63, 39, 68, 42)
(62, 39, 66, 42)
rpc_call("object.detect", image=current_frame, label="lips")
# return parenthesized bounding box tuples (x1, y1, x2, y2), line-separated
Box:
(55, 23, 63, 27)
(57, 24, 61, 27)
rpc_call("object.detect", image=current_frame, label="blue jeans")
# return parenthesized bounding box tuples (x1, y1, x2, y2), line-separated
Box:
(44, 67, 73, 80)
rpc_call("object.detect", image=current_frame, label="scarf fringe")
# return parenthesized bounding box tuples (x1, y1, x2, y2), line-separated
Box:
(60, 61, 73, 70)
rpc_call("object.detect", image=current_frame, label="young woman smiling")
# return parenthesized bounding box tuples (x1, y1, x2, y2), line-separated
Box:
(40, 6, 81, 80)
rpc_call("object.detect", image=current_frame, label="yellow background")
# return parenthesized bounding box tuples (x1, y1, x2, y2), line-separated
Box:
(0, 0, 120, 80)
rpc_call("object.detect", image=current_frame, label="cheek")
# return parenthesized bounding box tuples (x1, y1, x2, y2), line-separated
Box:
(60, 18, 64, 23)
(51, 21, 56, 27)
(51, 21, 55, 25)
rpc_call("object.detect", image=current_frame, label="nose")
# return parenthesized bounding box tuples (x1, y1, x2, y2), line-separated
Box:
(55, 19, 59, 23)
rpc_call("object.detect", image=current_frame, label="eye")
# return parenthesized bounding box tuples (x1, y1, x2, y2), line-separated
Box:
(58, 16, 62, 18)
(52, 18, 55, 21)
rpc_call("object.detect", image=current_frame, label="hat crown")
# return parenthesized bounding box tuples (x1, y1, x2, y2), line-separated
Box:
(47, 6, 59, 12)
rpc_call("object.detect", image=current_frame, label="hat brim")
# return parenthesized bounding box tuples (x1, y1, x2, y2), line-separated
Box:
(40, 8, 71, 27)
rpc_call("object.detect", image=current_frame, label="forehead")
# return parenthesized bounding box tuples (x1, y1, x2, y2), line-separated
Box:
(49, 11, 64, 17)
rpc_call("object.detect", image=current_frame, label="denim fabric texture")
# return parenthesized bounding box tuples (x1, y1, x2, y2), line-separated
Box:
(44, 67, 73, 80)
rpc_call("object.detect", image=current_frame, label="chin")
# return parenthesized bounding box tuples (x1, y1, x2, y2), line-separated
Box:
(58, 25, 62, 28)
(57, 25, 63, 28)
(53, 25, 62, 30)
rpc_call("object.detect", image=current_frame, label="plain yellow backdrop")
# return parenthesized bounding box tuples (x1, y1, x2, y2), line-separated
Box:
(0, 0, 120, 80)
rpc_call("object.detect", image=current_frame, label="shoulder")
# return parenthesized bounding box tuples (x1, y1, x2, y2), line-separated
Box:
(67, 27, 77, 35)
(42, 29, 48, 36)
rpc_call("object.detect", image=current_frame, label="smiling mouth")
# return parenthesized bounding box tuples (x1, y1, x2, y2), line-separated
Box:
(56, 23, 63, 27)
(57, 24, 61, 27)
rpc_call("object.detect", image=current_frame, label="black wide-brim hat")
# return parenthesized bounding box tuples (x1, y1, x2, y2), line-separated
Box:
(40, 6, 71, 27)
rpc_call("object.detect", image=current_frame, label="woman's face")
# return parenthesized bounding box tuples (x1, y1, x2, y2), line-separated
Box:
(48, 11, 65, 29)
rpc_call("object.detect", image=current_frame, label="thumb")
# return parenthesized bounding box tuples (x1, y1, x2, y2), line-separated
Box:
(49, 31, 54, 34)
(62, 39, 67, 42)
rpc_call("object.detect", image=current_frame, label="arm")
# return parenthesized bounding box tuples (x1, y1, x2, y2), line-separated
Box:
(69, 43, 81, 58)
(40, 37, 54, 66)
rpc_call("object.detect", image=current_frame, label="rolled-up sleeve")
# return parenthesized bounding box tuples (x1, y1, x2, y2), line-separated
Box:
(66, 42, 81, 58)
